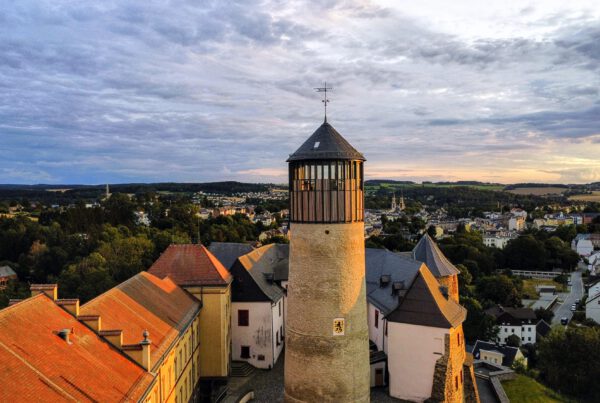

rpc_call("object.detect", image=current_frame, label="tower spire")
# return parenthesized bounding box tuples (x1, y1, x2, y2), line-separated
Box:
(314, 82, 332, 123)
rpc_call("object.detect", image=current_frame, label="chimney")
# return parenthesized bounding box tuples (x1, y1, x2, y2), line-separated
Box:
(141, 330, 152, 371)
(56, 299, 79, 316)
(30, 284, 58, 301)
(78, 315, 101, 331)
(8, 299, 22, 306)
(122, 330, 152, 371)
(379, 275, 391, 288)
(56, 328, 72, 344)
(391, 281, 405, 296)
(99, 329, 123, 349)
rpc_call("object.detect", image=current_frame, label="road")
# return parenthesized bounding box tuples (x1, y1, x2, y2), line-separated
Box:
(552, 270, 584, 325)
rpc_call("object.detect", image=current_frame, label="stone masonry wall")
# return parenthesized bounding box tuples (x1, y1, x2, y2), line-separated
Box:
(284, 222, 370, 403)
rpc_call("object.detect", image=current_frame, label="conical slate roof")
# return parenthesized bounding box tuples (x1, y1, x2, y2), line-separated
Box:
(412, 234, 460, 277)
(287, 120, 365, 162)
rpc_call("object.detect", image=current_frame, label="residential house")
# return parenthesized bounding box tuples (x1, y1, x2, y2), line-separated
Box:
(148, 244, 232, 381)
(586, 281, 600, 323)
(572, 234, 595, 256)
(486, 305, 538, 345)
(483, 233, 518, 249)
(510, 208, 528, 219)
(0, 265, 17, 289)
(472, 340, 527, 367)
(508, 216, 526, 232)
(588, 251, 600, 273)
(229, 243, 287, 369)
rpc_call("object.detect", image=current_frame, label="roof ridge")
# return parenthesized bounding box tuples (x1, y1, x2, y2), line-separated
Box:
(81, 272, 146, 308)
(0, 293, 46, 314)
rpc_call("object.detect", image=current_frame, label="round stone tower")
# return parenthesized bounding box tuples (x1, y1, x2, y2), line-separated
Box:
(284, 119, 370, 403)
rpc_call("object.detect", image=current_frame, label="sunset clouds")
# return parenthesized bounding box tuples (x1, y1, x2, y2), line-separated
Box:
(1, 1, 599, 184)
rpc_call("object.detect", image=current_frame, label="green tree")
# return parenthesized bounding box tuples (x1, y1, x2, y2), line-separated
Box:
(553, 225, 577, 243)
(538, 327, 600, 399)
(503, 236, 547, 271)
(0, 279, 30, 308)
(58, 253, 115, 302)
(460, 296, 499, 343)
(534, 307, 554, 323)
(97, 232, 154, 282)
(506, 334, 521, 347)
(476, 275, 522, 307)
(456, 263, 473, 296)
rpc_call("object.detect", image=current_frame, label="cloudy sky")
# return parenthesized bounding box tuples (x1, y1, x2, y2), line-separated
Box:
(1, 0, 599, 185)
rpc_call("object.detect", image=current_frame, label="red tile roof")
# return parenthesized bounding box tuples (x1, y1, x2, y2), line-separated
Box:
(80, 271, 200, 365)
(0, 294, 152, 402)
(148, 244, 232, 286)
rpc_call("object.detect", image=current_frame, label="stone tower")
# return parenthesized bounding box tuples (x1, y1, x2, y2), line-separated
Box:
(284, 119, 370, 403)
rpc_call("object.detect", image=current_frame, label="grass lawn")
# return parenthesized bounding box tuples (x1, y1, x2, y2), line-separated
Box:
(522, 278, 567, 299)
(503, 375, 572, 403)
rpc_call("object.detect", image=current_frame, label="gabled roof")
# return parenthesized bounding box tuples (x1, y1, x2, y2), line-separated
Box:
(412, 234, 460, 277)
(472, 340, 519, 367)
(0, 294, 152, 402)
(287, 121, 365, 162)
(148, 244, 232, 286)
(80, 271, 200, 366)
(485, 305, 537, 325)
(234, 244, 287, 302)
(365, 248, 422, 315)
(0, 265, 16, 277)
(386, 265, 466, 328)
(536, 320, 552, 338)
(208, 242, 255, 270)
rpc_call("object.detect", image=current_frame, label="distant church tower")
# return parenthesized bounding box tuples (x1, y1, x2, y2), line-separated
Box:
(391, 193, 397, 211)
(284, 119, 370, 402)
(399, 189, 406, 211)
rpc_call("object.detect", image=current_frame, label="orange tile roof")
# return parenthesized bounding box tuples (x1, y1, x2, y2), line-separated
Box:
(0, 294, 153, 402)
(80, 271, 200, 366)
(148, 244, 232, 286)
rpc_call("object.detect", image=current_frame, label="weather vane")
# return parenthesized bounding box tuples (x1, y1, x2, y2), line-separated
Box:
(314, 82, 332, 122)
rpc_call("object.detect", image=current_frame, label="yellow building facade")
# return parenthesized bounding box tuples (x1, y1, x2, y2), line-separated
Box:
(148, 244, 233, 381)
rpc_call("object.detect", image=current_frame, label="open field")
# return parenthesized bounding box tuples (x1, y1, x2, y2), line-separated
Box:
(569, 191, 600, 202)
(365, 182, 505, 192)
(503, 375, 573, 403)
(507, 187, 566, 196)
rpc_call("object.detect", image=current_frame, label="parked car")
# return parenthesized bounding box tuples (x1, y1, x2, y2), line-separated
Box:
(570, 304, 577, 311)
(561, 317, 569, 325)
